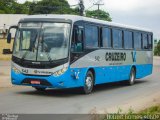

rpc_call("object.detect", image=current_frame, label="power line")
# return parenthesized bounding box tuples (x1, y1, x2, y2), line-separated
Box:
(86, 4, 94, 11)
(94, 2, 104, 17)
(85, 0, 102, 11)
(70, 4, 79, 7)
(94, 3, 104, 11)
(69, 0, 85, 16)
(93, 0, 104, 11)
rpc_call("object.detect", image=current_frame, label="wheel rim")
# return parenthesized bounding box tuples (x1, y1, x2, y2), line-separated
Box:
(86, 76, 92, 90)
(130, 70, 135, 83)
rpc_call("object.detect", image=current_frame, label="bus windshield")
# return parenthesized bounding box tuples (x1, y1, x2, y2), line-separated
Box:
(13, 22, 71, 62)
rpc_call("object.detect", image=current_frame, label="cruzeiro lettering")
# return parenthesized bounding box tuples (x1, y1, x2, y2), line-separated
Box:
(105, 52, 126, 61)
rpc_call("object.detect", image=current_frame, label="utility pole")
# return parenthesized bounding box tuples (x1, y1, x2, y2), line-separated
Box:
(79, 0, 85, 16)
(94, 2, 104, 18)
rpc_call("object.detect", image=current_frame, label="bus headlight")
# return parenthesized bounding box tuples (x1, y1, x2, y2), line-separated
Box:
(12, 66, 21, 74)
(53, 67, 67, 77)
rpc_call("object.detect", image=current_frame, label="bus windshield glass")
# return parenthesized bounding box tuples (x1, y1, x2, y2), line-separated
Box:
(13, 22, 71, 61)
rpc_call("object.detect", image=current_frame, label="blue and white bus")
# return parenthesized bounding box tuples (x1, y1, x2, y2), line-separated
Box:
(7, 15, 153, 94)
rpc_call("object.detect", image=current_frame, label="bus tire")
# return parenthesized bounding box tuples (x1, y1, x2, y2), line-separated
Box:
(127, 67, 136, 85)
(34, 87, 46, 91)
(83, 70, 94, 94)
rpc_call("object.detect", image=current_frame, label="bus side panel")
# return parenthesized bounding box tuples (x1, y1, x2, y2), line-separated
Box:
(70, 49, 153, 86)
(94, 65, 131, 85)
(135, 64, 153, 79)
(71, 65, 131, 85)
(135, 51, 153, 79)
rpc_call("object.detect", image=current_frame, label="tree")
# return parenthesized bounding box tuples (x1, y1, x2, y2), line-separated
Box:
(0, 0, 112, 22)
(23, 1, 32, 14)
(0, 10, 5, 14)
(70, 7, 79, 15)
(86, 10, 112, 21)
(29, 0, 72, 15)
(154, 40, 160, 56)
(0, 0, 30, 14)
(0, 0, 16, 14)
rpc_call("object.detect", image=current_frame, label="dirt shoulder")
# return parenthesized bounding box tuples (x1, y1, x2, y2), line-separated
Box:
(97, 92, 160, 114)
(0, 39, 13, 61)
(0, 61, 11, 87)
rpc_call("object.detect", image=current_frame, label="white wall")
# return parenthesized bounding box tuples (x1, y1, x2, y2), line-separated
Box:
(0, 14, 27, 29)
(0, 14, 27, 38)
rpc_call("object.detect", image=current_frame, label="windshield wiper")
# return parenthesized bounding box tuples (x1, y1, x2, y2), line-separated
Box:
(40, 39, 55, 64)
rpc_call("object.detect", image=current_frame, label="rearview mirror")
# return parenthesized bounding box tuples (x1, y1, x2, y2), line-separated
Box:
(6, 25, 18, 44)
(7, 33, 11, 44)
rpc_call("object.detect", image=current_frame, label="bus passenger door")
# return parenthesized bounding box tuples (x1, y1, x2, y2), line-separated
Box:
(70, 25, 84, 62)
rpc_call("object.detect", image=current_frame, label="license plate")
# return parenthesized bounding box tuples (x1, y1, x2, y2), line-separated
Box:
(31, 80, 40, 84)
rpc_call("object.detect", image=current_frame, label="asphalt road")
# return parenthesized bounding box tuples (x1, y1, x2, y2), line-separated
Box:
(0, 58, 160, 114)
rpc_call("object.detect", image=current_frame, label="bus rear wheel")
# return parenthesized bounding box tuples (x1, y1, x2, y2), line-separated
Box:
(83, 71, 94, 94)
(127, 67, 136, 85)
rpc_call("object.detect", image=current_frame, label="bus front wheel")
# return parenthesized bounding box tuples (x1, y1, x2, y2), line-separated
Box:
(83, 70, 94, 94)
(127, 67, 136, 85)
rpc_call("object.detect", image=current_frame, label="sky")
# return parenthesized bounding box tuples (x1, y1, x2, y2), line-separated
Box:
(17, 0, 160, 39)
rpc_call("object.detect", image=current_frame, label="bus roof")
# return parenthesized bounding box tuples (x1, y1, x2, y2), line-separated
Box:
(21, 14, 152, 33)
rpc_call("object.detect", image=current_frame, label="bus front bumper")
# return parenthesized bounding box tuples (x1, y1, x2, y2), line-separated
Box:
(11, 68, 85, 89)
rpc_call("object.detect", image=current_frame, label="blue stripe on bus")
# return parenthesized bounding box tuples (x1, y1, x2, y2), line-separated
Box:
(11, 64, 152, 88)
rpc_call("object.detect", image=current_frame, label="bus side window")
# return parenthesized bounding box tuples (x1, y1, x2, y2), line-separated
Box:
(102, 27, 111, 48)
(148, 34, 152, 49)
(112, 29, 123, 49)
(134, 32, 142, 49)
(85, 25, 98, 48)
(142, 33, 148, 49)
(124, 31, 133, 49)
(71, 27, 83, 52)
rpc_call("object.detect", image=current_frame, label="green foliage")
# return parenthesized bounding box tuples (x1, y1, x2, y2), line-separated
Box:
(28, 0, 75, 15)
(0, 0, 112, 22)
(0, 0, 30, 14)
(117, 108, 123, 114)
(0, 0, 16, 14)
(86, 10, 112, 21)
(70, 7, 79, 15)
(0, 10, 5, 14)
(154, 40, 160, 56)
(140, 105, 160, 114)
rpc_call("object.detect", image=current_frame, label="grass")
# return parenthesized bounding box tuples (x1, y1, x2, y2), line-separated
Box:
(0, 39, 13, 60)
(101, 106, 160, 120)
(140, 105, 160, 114)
